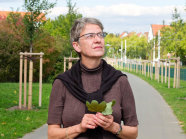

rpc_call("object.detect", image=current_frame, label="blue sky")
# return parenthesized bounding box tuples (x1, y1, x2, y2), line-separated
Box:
(0, 0, 186, 34)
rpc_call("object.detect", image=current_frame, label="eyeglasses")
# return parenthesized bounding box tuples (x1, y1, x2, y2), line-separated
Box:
(77, 32, 106, 41)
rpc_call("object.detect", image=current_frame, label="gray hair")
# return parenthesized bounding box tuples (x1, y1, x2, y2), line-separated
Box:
(70, 17, 104, 44)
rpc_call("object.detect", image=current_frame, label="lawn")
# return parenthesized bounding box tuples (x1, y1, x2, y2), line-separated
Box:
(120, 68, 186, 133)
(0, 83, 52, 138)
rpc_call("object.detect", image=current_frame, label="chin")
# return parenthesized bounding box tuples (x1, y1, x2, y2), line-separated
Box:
(94, 51, 105, 57)
(92, 54, 104, 59)
(82, 51, 105, 59)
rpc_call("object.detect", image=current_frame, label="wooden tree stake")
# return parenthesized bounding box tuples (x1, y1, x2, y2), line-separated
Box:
(173, 61, 177, 88)
(165, 60, 167, 83)
(28, 59, 33, 110)
(168, 60, 170, 88)
(24, 54, 27, 108)
(19, 54, 23, 109)
(39, 53, 43, 107)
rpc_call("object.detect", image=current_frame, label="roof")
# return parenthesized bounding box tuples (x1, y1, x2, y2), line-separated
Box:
(0, 11, 46, 21)
(120, 32, 128, 38)
(137, 32, 142, 37)
(127, 32, 136, 37)
(120, 31, 148, 39)
(151, 24, 169, 36)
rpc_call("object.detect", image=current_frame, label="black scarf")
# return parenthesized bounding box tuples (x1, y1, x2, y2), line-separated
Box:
(55, 59, 126, 139)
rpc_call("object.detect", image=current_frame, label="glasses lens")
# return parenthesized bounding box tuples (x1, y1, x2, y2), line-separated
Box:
(77, 32, 107, 40)
(97, 33, 103, 38)
(85, 33, 95, 39)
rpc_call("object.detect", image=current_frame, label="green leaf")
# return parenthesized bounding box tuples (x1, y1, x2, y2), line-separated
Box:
(86, 100, 106, 112)
(102, 100, 116, 115)
(85, 100, 116, 115)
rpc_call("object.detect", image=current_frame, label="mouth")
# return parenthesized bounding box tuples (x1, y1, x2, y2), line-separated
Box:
(93, 46, 103, 49)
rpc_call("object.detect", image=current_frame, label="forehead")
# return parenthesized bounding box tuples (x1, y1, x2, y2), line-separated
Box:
(81, 24, 102, 34)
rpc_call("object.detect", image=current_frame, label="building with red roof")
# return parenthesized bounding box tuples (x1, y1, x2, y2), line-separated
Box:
(0, 11, 46, 21)
(148, 24, 169, 41)
(120, 32, 128, 38)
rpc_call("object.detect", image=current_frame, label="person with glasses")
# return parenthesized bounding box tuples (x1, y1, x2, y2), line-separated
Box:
(47, 17, 138, 139)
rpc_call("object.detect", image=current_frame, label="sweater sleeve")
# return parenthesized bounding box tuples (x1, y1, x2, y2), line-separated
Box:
(47, 79, 66, 125)
(120, 76, 138, 126)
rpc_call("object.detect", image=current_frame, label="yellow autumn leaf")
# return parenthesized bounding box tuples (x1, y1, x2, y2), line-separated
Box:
(1, 122, 6, 125)
(26, 117, 30, 121)
(14, 90, 17, 94)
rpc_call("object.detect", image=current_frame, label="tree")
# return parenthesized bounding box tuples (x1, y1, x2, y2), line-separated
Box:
(0, 11, 61, 82)
(161, 8, 186, 65)
(0, 13, 29, 82)
(104, 33, 148, 59)
(43, 0, 82, 80)
(123, 34, 147, 59)
(23, 0, 56, 52)
(32, 29, 60, 82)
(104, 33, 121, 58)
(44, 0, 82, 57)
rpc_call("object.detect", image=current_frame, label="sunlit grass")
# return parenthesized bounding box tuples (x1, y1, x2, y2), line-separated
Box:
(0, 83, 52, 138)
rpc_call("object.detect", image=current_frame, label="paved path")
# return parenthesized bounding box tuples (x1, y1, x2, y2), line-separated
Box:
(20, 124, 47, 139)
(21, 72, 186, 139)
(127, 72, 186, 139)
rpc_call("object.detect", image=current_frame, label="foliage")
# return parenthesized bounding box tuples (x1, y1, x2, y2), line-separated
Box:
(146, 39, 154, 60)
(0, 0, 82, 82)
(105, 33, 148, 59)
(0, 11, 60, 82)
(124, 34, 148, 59)
(104, 33, 121, 58)
(160, 8, 186, 65)
(0, 13, 29, 82)
(43, 0, 82, 80)
(86, 100, 116, 115)
(32, 29, 60, 82)
(23, 0, 56, 52)
(44, 0, 82, 57)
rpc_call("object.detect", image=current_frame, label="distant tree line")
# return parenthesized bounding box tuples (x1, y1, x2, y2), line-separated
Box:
(104, 33, 148, 60)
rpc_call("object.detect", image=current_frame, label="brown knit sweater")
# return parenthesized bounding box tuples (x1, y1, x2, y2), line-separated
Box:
(47, 62, 138, 139)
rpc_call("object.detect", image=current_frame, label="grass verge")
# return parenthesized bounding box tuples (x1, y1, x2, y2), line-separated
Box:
(0, 83, 52, 138)
(120, 68, 186, 133)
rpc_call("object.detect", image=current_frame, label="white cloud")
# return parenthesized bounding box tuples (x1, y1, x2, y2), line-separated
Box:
(48, 7, 68, 18)
(80, 4, 185, 17)
(45, 3, 186, 33)
(49, 3, 185, 18)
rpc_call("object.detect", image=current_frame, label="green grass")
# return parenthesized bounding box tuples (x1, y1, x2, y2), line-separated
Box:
(0, 83, 52, 138)
(120, 67, 186, 133)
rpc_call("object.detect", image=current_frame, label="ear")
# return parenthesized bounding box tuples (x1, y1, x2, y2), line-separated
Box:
(72, 42, 81, 53)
